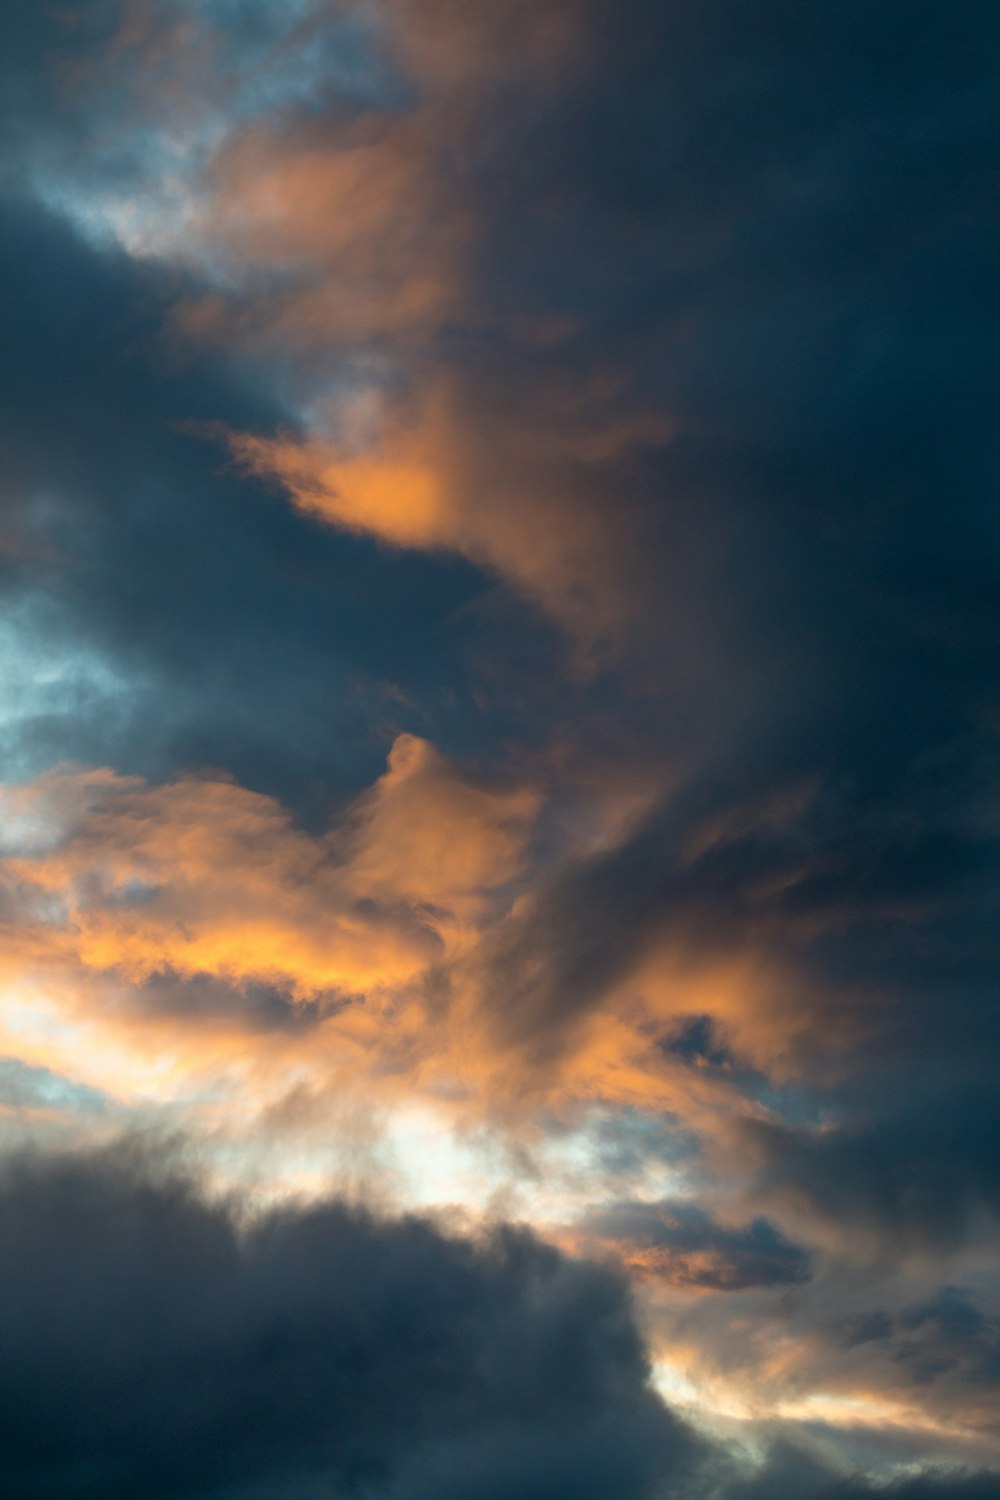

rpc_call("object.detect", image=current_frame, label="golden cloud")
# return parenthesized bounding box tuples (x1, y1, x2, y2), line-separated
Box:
(0, 736, 537, 1000)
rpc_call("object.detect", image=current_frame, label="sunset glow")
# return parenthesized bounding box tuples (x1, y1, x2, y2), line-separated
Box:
(1, 3, 998, 1497)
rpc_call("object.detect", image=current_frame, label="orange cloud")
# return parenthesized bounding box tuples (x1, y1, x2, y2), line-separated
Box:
(42, 0, 686, 646)
(0, 743, 789, 1151)
(105, 0, 670, 645)
(0, 736, 537, 1001)
(0, 734, 850, 1178)
(230, 418, 450, 550)
(229, 373, 671, 644)
(181, 108, 468, 345)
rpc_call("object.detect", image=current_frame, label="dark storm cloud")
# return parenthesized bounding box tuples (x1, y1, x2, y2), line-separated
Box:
(459, 0, 1000, 1207)
(449, 0, 1000, 854)
(437, 7, 1000, 1095)
(444, 0, 1000, 909)
(453, 0, 1000, 674)
(0, 1142, 709, 1500)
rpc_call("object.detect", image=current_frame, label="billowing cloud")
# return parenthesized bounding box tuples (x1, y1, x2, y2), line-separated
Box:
(4, 1139, 997, 1500)
(0, 735, 536, 996)
(0, 0, 998, 1490)
(0, 1141, 708, 1500)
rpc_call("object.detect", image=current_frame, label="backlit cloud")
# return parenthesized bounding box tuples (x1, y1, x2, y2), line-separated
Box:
(0, 0, 998, 1491)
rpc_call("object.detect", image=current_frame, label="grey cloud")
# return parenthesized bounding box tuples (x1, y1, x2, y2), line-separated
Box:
(4, 1141, 995, 1500)
(582, 1199, 812, 1291)
(2, 0, 1000, 1487)
(0, 1142, 708, 1500)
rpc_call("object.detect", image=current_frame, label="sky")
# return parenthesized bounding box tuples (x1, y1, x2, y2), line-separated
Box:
(1, 2, 999, 1496)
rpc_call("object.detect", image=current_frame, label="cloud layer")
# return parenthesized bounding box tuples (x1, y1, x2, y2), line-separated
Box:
(0, 0, 998, 1490)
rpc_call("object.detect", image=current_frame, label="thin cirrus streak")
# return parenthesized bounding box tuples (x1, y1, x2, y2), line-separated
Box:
(0, 1, 998, 1496)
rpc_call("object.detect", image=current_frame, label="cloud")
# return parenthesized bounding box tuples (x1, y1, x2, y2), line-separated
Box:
(580, 1199, 812, 1292)
(0, 738, 549, 1140)
(0, 1139, 709, 1500)
(828, 1475, 1000, 1500)
(1, 0, 1000, 1483)
(6, 1138, 997, 1500)
(736, 1456, 1000, 1500)
(228, 373, 672, 645)
(157, 0, 996, 669)
(0, 735, 536, 998)
(744, 1099, 1000, 1260)
(0, 191, 500, 813)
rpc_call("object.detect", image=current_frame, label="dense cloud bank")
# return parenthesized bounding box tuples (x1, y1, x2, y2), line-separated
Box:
(0, 1146, 702, 1500)
(0, 1144, 996, 1500)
